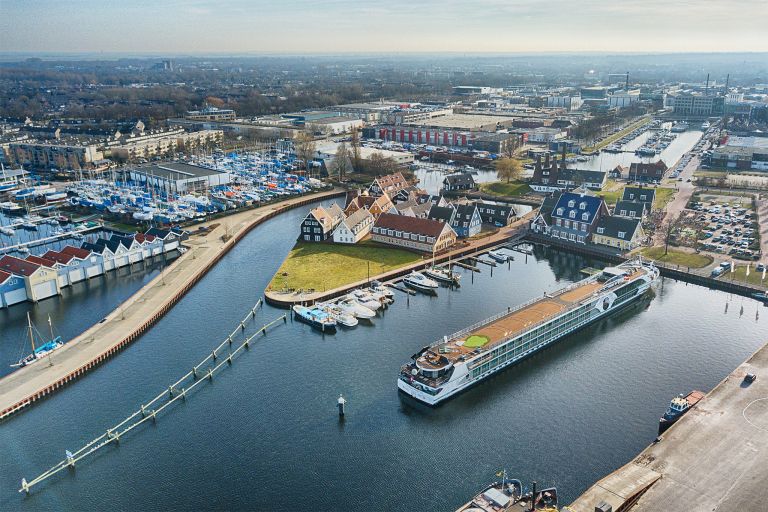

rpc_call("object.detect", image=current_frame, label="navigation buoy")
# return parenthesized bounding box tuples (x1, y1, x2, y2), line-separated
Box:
(337, 394, 347, 417)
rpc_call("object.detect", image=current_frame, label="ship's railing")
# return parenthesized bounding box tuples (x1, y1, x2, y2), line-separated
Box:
(428, 264, 654, 352)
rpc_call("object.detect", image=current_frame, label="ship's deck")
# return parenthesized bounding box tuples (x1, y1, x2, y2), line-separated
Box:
(416, 267, 648, 370)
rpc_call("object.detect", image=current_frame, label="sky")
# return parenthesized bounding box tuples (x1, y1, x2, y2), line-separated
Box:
(1, 0, 767, 54)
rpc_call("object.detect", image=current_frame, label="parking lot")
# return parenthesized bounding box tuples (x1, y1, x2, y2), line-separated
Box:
(692, 194, 761, 265)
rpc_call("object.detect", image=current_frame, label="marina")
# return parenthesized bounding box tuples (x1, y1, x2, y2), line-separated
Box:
(0, 199, 765, 510)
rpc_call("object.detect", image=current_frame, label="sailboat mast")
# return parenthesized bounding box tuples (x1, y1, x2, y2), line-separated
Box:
(27, 312, 36, 352)
(48, 315, 54, 340)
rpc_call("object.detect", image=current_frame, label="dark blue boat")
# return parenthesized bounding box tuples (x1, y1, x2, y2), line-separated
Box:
(292, 305, 337, 333)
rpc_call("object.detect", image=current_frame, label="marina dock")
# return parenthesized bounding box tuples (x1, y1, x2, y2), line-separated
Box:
(0, 188, 345, 421)
(568, 340, 768, 512)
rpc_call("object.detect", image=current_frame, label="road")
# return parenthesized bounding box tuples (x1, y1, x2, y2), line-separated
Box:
(756, 195, 768, 264)
(652, 156, 699, 246)
(0, 189, 345, 419)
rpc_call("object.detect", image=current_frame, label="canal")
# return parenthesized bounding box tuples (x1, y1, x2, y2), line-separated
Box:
(0, 199, 764, 511)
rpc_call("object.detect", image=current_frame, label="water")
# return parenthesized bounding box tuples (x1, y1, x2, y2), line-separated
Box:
(579, 129, 704, 173)
(0, 200, 764, 511)
(0, 212, 114, 259)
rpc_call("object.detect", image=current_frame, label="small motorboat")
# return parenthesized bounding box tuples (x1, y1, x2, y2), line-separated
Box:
(424, 266, 461, 284)
(368, 281, 394, 299)
(318, 303, 358, 327)
(336, 297, 376, 319)
(0, 226, 14, 236)
(487, 250, 509, 263)
(21, 221, 37, 230)
(403, 272, 438, 292)
(751, 292, 768, 304)
(292, 305, 337, 333)
(347, 290, 381, 311)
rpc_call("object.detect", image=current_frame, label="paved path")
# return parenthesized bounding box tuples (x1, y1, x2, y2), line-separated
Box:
(652, 155, 699, 245)
(756, 194, 768, 264)
(569, 340, 768, 512)
(0, 189, 344, 419)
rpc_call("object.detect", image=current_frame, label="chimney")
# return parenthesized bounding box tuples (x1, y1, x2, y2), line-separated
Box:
(535, 154, 542, 172)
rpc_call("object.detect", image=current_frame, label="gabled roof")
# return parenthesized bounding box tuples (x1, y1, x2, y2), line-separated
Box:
(339, 208, 373, 231)
(306, 205, 340, 232)
(454, 203, 479, 221)
(395, 198, 419, 213)
(26, 255, 57, 268)
(428, 205, 456, 223)
(622, 187, 656, 206)
(81, 241, 107, 254)
(374, 213, 451, 238)
(558, 168, 607, 183)
(614, 200, 647, 217)
(111, 234, 137, 249)
(134, 233, 157, 244)
(326, 202, 344, 220)
(372, 172, 408, 193)
(552, 192, 604, 222)
(146, 227, 172, 239)
(0, 255, 42, 276)
(42, 251, 75, 265)
(595, 215, 642, 240)
(443, 173, 476, 186)
(60, 245, 91, 260)
(96, 237, 122, 254)
(410, 202, 432, 218)
(0, 269, 11, 284)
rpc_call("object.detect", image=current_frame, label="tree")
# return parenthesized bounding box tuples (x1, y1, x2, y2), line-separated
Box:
(366, 152, 401, 175)
(501, 135, 521, 159)
(350, 129, 362, 171)
(663, 217, 679, 256)
(494, 157, 523, 183)
(333, 142, 351, 181)
(294, 131, 317, 178)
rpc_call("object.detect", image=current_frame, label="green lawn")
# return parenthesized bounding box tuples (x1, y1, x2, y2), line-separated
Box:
(464, 335, 490, 348)
(653, 188, 677, 210)
(596, 189, 624, 206)
(268, 240, 422, 292)
(480, 181, 533, 197)
(722, 265, 768, 288)
(639, 246, 713, 268)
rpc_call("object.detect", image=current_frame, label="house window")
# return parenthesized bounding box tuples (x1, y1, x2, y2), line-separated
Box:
(577, 235, 585, 243)
(569, 211, 576, 219)
(620, 210, 627, 216)
(597, 227, 605, 234)
(395, 231, 402, 237)
(556, 218, 562, 226)
(569, 233, 576, 241)
(579, 202, 586, 210)
(618, 231, 626, 239)
(628, 193, 634, 199)
(568, 200, 575, 207)
(582, 213, 589, 221)
(640, 195, 647, 201)
(551, 229, 559, 238)
(387, 229, 394, 236)
(564, 220, 570, 228)
(629, 211, 635, 218)
(419, 235, 426, 242)
(410, 234, 417, 240)
(556, 208, 563, 216)
(582, 222, 588, 231)
(314, 235, 321, 241)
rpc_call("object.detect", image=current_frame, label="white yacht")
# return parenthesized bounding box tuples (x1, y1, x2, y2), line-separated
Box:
(403, 272, 439, 292)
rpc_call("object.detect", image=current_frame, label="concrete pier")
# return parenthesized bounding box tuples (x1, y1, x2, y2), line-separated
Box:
(568, 340, 768, 512)
(0, 188, 345, 421)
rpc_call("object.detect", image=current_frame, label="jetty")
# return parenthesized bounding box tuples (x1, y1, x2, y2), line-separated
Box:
(568, 340, 768, 512)
(0, 188, 345, 421)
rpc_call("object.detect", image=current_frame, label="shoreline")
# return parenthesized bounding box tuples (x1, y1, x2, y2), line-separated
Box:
(0, 188, 345, 421)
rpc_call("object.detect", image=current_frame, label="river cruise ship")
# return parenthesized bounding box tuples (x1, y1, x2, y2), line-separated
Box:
(398, 258, 659, 405)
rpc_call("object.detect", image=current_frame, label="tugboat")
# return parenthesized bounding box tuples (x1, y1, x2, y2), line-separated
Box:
(292, 305, 337, 333)
(456, 471, 559, 512)
(658, 390, 705, 434)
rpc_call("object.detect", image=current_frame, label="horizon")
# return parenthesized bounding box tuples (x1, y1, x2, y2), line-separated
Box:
(2, 0, 767, 54)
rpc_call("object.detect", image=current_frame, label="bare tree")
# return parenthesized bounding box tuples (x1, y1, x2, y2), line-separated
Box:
(333, 142, 351, 181)
(663, 217, 679, 256)
(350, 128, 362, 171)
(494, 157, 523, 183)
(366, 152, 400, 175)
(294, 131, 317, 178)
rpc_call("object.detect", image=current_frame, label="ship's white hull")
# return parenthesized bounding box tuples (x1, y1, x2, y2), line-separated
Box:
(399, 272, 656, 406)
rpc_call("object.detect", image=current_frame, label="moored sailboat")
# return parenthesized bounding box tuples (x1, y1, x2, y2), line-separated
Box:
(11, 314, 65, 368)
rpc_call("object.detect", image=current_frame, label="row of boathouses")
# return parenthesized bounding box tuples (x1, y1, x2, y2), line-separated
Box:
(0, 228, 183, 308)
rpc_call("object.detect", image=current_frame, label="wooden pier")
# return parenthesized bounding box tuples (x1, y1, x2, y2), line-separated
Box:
(19, 301, 286, 494)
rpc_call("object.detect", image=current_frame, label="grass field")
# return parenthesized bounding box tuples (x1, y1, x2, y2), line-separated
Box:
(480, 181, 533, 197)
(268, 240, 422, 292)
(653, 188, 676, 210)
(639, 246, 713, 268)
(722, 265, 768, 288)
(596, 189, 623, 206)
